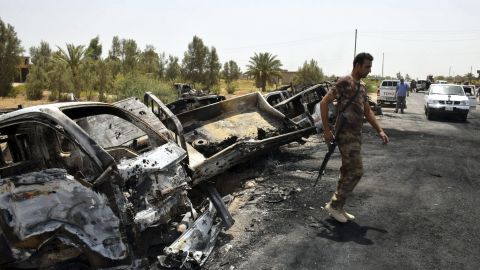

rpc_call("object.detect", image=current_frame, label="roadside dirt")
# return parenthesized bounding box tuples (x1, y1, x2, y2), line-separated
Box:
(205, 92, 480, 270)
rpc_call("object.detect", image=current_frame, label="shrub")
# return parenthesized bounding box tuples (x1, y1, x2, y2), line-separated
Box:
(113, 73, 176, 103)
(210, 85, 221, 95)
(8, 84, 25, 97)
(226, 82, 237, 94)
(25, 66, 48, 100)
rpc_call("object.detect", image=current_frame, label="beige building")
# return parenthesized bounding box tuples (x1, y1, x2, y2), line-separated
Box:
(278, 70, 297, 85)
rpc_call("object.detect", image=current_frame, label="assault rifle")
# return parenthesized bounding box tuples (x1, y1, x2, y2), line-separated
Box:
(313, 113, 346, 187)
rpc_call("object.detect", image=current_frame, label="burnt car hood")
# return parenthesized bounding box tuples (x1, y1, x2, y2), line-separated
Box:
(117, 142, 187, 181)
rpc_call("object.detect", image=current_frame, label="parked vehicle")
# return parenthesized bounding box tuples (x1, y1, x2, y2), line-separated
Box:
(424, 84, 470, 121)
(416, 80, 428, 92)
(462, 85, 477, 110)
(377, 80, 399, 106)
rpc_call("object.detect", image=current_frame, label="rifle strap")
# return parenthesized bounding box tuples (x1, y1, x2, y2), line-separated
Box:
(339, 82, 361, 114)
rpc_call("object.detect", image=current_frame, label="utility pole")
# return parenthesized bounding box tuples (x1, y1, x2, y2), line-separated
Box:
(354, 29, 357, 58)
(382, 52, 384, 78)
(449, 66, 451, 77)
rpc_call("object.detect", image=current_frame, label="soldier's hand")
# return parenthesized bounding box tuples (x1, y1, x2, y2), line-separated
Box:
(379, 130, 389, 144)
(324, 130, 334, 144)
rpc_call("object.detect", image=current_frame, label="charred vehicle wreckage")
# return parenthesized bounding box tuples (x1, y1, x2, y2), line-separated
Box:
(0, 90, 319, 269)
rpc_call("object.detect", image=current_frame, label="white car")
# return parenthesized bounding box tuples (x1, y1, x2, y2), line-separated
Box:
(424, 84, 470, 121)
(377, 80, 399, 106)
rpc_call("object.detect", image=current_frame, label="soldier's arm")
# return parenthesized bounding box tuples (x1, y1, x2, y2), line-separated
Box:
(364, 102, 389, 144)
(320, 94, 335, 143)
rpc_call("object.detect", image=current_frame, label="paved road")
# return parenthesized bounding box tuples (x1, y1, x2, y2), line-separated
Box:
(207, 92, 480, 270)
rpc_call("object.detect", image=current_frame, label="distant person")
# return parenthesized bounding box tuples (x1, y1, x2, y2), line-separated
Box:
(319, 52, 389, 223)
(426, 79, 432, 91)
(395, 78, 409, 113)
(476, 86, 480, 102)
(410, 80, 417, 93)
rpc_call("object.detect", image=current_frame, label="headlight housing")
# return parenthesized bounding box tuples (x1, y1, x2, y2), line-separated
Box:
(429, 99, 439, 104)
(460, 100, 469, 106)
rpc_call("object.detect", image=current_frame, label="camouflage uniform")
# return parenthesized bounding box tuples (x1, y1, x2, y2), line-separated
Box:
(326, 76, 368, 209)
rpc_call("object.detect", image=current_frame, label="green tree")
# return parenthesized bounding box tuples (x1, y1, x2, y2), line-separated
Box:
(0, 18, 23, 97)
(182, 35, 208, 84)
(96, 60, 113, 102)
(25, 65, 48, 100)
(30, 41, 52, 67)
(158, 52, 167, 79)
(47, 60, 73, 101)
(205, 46, 221, 89)
(108, 36, 122, 60)
(139, 45, 160, 75)
(54, 44, 85, 97)
(405, 73, 411, 81)
(166, 55, 181, 81)
(246, 52, 282, 91)
(78, 58, 98, 100)
(105, 57, 122, 78)
(121, 39, 139, 73)
(85, 36, 102, 60)
(222, 60, 241, 83)
(294, 59, 324, 86)
(26, 41, 52, 100)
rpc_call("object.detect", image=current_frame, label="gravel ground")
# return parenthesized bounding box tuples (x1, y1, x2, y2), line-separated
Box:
(205, 92, 480, 270)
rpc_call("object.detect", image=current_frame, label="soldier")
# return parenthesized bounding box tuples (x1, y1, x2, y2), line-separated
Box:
(319, 52, 389, 223)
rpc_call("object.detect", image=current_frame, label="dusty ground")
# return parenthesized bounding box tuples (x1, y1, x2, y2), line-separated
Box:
(205, 92, 480, 270)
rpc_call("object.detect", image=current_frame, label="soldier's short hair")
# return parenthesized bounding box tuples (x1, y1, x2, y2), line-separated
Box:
(353, 52, 373, 67)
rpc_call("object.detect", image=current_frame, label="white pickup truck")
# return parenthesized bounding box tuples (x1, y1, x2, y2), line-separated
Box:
(377, 80, 399, 106)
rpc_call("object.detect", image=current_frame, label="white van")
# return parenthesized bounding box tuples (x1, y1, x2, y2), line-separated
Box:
(377, 80, 399, 106)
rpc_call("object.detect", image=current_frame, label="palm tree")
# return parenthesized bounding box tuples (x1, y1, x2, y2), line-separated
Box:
(246, 52, 282, 91)
(54, 44, 85, 98)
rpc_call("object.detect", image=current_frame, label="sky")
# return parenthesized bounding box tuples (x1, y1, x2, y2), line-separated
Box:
(1, 0, 480, 79)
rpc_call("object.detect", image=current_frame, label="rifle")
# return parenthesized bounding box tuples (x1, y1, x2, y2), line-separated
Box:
(313, 82, 361, 187)
(313, 113, 346, 187)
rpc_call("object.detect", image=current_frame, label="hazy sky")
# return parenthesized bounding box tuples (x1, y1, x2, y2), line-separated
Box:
(1, 0, 479, 79)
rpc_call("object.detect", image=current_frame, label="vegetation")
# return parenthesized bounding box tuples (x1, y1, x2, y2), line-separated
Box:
(0, 18, 23, 97)
(19, 35, 226, 103)
(10, 17, 460, 105)
(222, 60, 241, 94)
(222, 60, 241, 83)
(246, 52, 282, 91)
(181, 36, 221, 91)
(294, 59, 324, 86)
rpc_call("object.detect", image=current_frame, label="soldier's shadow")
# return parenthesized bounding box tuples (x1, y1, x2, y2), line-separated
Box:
(316, 219, 387, 245)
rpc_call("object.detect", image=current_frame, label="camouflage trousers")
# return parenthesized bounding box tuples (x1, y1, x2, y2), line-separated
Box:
(329, 132, 363, 209)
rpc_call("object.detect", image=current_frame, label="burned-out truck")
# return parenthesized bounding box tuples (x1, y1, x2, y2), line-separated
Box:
(144, 92, 316, 184)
